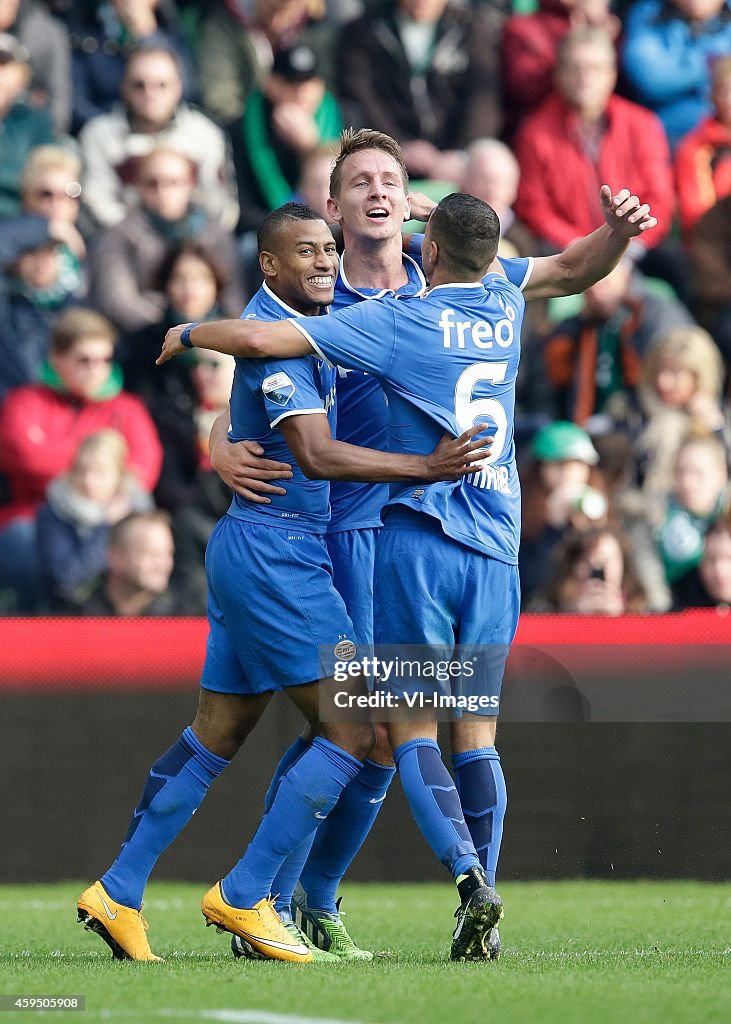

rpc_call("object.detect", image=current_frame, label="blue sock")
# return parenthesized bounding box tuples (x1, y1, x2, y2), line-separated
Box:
(271, 835, 317, 920)
(263, 735, 313, 918)
(221, 736, 361, 909)
(394, 738, 479, 878)
(300, 759, 396, 913)
(102, 727, 229, 909)
(264, 736, 309, 813)
(452, 747, 507, 887)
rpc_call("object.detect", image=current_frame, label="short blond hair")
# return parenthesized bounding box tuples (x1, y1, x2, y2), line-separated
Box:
(329, 128, 409, 197)
(21, 146, 82, 195)
(72, 430, 128, 474)
(643, 326, 725, 400)
(676, 433, 729, 471)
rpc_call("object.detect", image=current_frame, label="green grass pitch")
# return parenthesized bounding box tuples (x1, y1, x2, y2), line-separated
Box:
(0, 881, 729, 1024)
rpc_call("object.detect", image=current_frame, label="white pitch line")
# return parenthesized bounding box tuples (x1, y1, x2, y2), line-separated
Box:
(0, 900, 68, 911)
(96, 1008, 380, 1024)
(195, 1012, 374, 1024)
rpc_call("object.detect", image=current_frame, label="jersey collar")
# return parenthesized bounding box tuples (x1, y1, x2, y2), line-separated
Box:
(338, 249, 427, 300)
(426, 280, 485, 296)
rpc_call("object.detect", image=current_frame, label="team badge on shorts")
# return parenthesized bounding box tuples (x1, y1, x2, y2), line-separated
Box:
(262, 371, 296, 406)
(334, 639, 356, 661)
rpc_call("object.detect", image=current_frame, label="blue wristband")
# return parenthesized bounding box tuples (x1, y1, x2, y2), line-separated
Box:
(180, 322, 200, 349)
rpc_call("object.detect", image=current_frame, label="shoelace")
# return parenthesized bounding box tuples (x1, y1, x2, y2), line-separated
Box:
(137, 905, 151, 933)
(261, 895, 279, 914)
(324, 919, 361, 952)
(284, 920, 317, 950)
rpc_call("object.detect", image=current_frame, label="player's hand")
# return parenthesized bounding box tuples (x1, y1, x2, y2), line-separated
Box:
(424, 424, 493, 481)
(157, 324, 191, 365)
(600, 185, 657, 239)
(211, 436, 293, 504)
(407, 191, 437, 222)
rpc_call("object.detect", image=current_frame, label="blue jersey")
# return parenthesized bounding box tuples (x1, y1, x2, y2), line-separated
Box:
(328, 252, 427, 533)
(292, 273, 525, 564)
(228, 282, 336, 533)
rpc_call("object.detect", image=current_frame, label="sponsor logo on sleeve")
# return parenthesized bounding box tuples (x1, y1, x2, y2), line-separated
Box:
(262, 371, 296, 406)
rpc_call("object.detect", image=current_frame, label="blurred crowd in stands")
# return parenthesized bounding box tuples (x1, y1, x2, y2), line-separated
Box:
(0, 0, 729, 617)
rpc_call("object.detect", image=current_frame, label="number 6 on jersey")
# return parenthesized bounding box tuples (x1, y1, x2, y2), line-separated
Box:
(454, 362, 509, 465)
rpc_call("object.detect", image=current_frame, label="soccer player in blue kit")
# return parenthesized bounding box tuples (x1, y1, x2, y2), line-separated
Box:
(209, 130, 433, 958)
(77, 202, 486, 964)
(208, 129, 659, 961)
(159, 185, 657, 959)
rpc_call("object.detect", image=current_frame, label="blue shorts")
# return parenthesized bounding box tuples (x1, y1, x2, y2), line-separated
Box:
(202, 515, 357, 695)
(374, 510, 520, 714)
(326, 527, 378, 646)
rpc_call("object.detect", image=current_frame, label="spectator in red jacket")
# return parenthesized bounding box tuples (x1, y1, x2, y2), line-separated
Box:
(501, 0, 621, 138)
(675, 54, 731, 236)
(0, 307, 162, 612)
(514, 27, 674, 260)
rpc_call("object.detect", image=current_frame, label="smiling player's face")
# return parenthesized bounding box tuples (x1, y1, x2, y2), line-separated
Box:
(264, 218, 339, 315)
(328, 150, 410, 243)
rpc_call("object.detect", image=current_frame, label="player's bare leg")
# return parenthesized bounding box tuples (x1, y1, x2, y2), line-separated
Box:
(191, 688, 275, 759)
(449, 716, 497, 753)
(285, 675, 375, 760)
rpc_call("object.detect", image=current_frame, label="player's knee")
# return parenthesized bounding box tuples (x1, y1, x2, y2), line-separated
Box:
(322, 721, 376, 762)
(190, 716, 251, 760)
(348, 721, 377, 761)
(370, 722, 395, 766)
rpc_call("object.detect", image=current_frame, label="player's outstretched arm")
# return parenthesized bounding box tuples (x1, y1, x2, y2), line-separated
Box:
(209, 408, 293, 505)
(280, 415, 491, 484)
(157, 318, 312, 364)
(523, 186, 658, 300)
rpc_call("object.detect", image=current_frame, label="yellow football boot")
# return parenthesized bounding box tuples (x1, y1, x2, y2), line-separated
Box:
(201, 882, 313, 963)
(77, 881, 163, 962)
